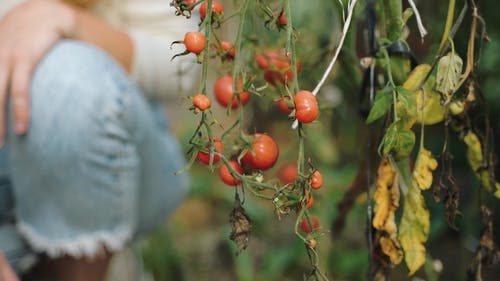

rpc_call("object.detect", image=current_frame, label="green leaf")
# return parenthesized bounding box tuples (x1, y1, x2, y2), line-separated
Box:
(436, 52, 463, 103)
(379, 121, 415, 159)
(367, 89, 392, 124)
(399, 185, 430, 276)
(394, 129, 415, 160)
(396, 86, 417, 115)
(380, 122, 399, 155)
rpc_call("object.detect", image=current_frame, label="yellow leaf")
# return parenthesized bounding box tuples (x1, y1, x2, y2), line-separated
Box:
(463, 131, 482, 172)
(380, 236, 403, 265)
(413, 149, 438, 190)
(373, 158, 403, 266)
(397, 64, 446, 126)
(463, 131, 500, 198)
(373, 158, 397, 230)
(399, 184, 430, 275)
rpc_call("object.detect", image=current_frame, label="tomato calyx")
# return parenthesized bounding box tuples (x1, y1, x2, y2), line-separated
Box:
(170, 0, 198, 18)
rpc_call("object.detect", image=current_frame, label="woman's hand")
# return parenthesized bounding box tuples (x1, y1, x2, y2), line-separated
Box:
(0, 0, 75, 145)
(0, 250, 19, 281)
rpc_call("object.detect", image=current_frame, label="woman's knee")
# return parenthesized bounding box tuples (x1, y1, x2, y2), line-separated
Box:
(8, 39, 140, 179)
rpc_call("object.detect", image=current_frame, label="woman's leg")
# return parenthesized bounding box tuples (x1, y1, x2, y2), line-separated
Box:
(6, 40, 188, 279)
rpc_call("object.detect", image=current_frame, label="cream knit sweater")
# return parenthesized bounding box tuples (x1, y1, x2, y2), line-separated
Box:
(0, 0, 198, 100)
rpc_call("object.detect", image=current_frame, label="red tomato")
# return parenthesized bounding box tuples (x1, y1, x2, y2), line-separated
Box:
(199, 0, 224, 21)
(277, 162, 297, 184)
(183, 0, 196, 6)
(192, 94, 211, 111)
(256, 50, 300, 85)
(219, 160, 243, 186)
(275, 96, 293, 114)
(220, 41, 235, 59)
(255, 54, 269, 70)
(310, 170, 323, 189)
(242, 134, 279, 171)
(184, 32, 206, 54)
(196, 137, 223, 165)
(298, 191, 314, 210)
(294, 90, 319, 123)
(300, 216, 320, 233)
(214, 75, 250, 109)
(278, 12, 287, 25)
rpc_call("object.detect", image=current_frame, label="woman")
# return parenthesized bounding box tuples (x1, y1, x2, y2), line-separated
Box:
(0, 0, 196, 280)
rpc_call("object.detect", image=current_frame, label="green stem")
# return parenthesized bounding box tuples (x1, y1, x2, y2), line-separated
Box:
(383, 0, 403, 42)
(231, 0, 251, 107)
(285, 0, 300, 92)
(382, 48, 398, 122)
(200, 0, 213, 95)
(438, 0, 456, 54)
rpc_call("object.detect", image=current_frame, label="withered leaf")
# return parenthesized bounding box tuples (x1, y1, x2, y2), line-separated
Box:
(398, 184, 430, 276)
(436, 51, 463, 104)
(229, 193, 252, 255)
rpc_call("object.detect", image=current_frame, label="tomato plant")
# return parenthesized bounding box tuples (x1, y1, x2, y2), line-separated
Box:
(199, 0, 224, 21)
(294, 90, 319, 123)
(219, 160, 243, 186)
(184, 31, 206, 54)
(213, 75, 250, 109)
(310, 170, 323, 190)
(300, 216, 320, 234)
(275, 96, 293, 114)
(196, 137, 223, 165)
(242, 134, 279, 171)
(219, 41, 235, 59)
(277, 162, 297, 184)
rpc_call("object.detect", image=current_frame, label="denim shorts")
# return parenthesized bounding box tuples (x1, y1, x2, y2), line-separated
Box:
(0, 40, 189, 273)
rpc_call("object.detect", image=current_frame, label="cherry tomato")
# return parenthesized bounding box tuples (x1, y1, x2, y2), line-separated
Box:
(199, 0, 224, 21)
(220, 41, 235, 59)
(184, 31, 206, 54)
(183, 0, 196, 6)
(255, 50, 300, 85)
(309, 238, 317, 249)
(298, 190, 314, 210)
(219, 160, 243, 186)
(300, 216, 320, 233)
(310, 170, 323, 189)
(242, 134, 279, 171)
(192, 94, 211, 111)
(278, 12, 287, 25)
(214, 75, 250, 109)
(275, 96, 293, 114)
(277, 162, 297, 184)
(255, 54, 269, 70)
(196, 137, 223, 165)
(294, 90, 319, 123)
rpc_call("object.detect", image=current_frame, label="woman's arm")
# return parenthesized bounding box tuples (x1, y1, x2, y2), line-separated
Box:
(68, 5, 134, 72)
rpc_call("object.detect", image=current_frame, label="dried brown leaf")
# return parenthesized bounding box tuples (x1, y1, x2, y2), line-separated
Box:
(229, 193, 252, 255)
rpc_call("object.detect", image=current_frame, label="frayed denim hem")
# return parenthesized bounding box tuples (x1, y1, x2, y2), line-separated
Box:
(17, 221, 132, 258)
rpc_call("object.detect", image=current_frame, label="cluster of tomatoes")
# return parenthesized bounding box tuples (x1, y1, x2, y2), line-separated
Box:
(173, 0, 323, 249)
